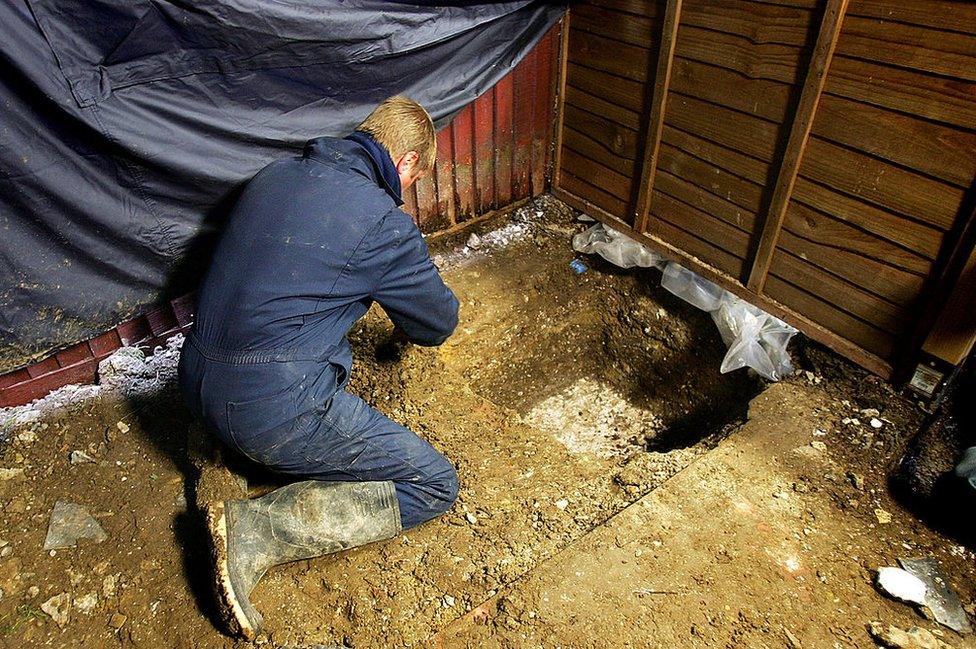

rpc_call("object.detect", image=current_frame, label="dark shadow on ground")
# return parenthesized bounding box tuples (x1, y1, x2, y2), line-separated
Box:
(121, 380, 226, 631)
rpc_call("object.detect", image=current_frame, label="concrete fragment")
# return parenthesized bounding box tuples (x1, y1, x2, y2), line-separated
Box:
(74, 592, 98, 613)
(43, 501, 108, 550)
(41, 592, 71, 627)
(867, 622, 953, 649)
(0, 467, 24, 480)
(69, 450, 96, 465)
(102, 574, 118, 598)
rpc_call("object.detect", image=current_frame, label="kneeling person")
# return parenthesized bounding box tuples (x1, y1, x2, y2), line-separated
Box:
(178, 97, 460, 639)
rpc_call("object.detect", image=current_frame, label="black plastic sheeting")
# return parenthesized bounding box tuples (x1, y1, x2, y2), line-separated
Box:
(0, 0, 564, 372)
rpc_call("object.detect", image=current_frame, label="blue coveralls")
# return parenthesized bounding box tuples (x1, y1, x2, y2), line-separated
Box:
(178, 133, 460, 529)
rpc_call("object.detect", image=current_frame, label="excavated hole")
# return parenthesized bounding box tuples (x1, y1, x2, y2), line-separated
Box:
(348, 203, 765, 466)
(456, 268, 763, 457)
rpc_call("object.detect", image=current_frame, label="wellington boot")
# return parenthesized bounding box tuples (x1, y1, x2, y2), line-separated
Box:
(205, 480, 401, 639)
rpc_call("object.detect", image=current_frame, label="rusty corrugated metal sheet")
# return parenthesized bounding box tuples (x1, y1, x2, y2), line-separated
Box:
(411, 23, 560, 232)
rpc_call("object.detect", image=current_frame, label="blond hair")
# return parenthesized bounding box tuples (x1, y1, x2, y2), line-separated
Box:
(357, 96, 436, 171)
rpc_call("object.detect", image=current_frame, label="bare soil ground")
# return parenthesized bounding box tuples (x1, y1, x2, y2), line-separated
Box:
(0, 197, 972, 648)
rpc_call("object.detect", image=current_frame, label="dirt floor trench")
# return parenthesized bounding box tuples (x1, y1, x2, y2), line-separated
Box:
(0, 196, 974, 649)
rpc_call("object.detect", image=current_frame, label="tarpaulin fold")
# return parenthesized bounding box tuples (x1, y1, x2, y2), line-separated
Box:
(0, 0, 564, 372)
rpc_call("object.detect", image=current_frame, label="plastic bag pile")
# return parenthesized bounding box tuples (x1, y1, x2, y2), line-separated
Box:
(573, 223, 797, 381)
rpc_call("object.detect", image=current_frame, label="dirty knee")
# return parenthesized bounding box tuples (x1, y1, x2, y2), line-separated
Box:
(428, 462, 459, 511)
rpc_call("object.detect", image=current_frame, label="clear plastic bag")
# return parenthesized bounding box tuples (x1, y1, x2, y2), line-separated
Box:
(661, 263, 725, 312)
(572, 223, 798, 381)
(711, 293, 797, 381)
(572, 223, 667, 269)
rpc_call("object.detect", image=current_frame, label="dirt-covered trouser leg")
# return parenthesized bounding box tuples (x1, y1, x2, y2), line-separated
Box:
(265, 389, 459, 530)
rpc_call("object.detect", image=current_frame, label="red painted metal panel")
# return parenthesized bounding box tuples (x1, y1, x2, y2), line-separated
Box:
(495, 74, 515, 207)
(170, 293, 196, 327)
(145, 305, 179, 336)
(116, 316, 153, 346)
(402, 183, 419, 224)
(0, 368, 30, 390)
(415, 174, 443, 232)
(512, 43, 538, 199)
(26, 356, 59, 378)
(532, 28, 556, 196)
(433, 125, 457, 229)
(452, 109, 475, 221)
(473, 90, 496, 214)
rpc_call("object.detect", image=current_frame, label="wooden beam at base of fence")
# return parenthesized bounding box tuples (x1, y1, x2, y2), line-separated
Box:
(633, 0, 683, 234)
(554, 184, 894, 380)
(746, 0, 851, 292)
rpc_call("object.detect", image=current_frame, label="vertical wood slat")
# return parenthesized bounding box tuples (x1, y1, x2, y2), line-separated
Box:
(921, 241, 976, 365)
(745, 0, 851, 292)
(551, 12, 572, 193)
(633, 0, 683, 233)
(906, 200, 976, 373)
(541, 25, 564, 193)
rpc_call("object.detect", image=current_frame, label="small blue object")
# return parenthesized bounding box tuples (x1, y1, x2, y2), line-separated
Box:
(569, 259, 588, 274)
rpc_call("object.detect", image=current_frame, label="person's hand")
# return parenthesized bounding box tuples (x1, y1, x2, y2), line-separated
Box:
(389, 327, 410, 345)
(375, 326, 411, 363)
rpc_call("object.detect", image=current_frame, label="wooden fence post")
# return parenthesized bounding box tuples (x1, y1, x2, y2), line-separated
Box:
(746, 0, 850, 292)
(633, 0, 683, 233)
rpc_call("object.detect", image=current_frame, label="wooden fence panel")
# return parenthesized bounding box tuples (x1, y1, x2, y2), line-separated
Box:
(554, 0, 976, 380)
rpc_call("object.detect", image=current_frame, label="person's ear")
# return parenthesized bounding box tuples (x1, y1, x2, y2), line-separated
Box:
(396, 151, 419, 175)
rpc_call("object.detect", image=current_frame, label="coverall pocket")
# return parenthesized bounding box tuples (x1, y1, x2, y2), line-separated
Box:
(225, 390, 315, 466)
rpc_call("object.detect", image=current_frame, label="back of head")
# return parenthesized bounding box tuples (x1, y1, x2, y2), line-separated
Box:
(357, 96, 436, 171)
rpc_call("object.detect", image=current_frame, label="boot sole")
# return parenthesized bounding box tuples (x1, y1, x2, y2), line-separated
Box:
(205, 501, 258, 640)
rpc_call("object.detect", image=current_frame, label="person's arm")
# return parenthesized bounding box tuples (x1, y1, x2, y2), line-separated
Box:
(366, 208, 459, 346)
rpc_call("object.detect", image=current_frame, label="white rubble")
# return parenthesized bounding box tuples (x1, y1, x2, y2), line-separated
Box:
(876, 567, 928, 605)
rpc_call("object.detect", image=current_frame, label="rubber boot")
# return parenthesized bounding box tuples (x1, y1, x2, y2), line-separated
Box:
(205, 480, 401, 639)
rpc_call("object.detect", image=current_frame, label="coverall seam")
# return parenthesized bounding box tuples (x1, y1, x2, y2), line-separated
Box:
(365, 208, 404, 296)
(311, 210, 391, 319)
